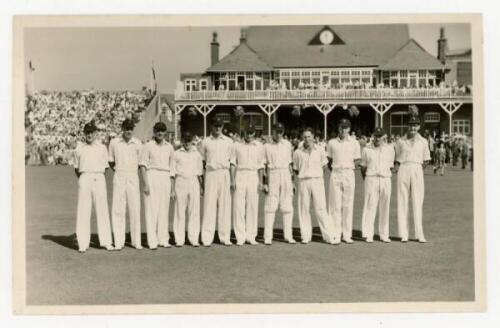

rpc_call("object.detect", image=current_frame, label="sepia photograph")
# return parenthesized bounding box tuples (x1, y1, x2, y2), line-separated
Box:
(12, 14, 485, 314)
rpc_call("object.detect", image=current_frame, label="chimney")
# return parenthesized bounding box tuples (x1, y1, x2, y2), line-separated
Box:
(437, 26, 448, 64)
(210, 31, 219, 66)
(239, 27, 247, 43)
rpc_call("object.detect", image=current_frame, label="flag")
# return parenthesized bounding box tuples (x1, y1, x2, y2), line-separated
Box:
(29, 60, 35, 72)
(150, 61, 157, 93)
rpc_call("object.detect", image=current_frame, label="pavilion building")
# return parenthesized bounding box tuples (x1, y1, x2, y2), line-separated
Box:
(172, 24, 473, 139)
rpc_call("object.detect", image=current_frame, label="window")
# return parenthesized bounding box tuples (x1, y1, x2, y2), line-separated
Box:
(199, 79, 208, 91)
(281, 71, 290, 77)
(390, 112, 409, 136)
(341, 70, 350, 76)
(453, 119, 471, 135)
(331, 71, 340, 76)
(418, 70, 427, 78)
(243, 112, 264, 130)
(228, 72, 235, 79)
(390, 71, 398, 78)
(400, 70, 408, 78)
(362, 70, 372, 76)
(184, 79, 197, 91)
(311, 71, 320, 77)
(301, 71, 310, 77)
(351, 70, 360, 76)
(215, 113, 231, 124)
(424, 112, 440, 123)
(292, 71, 300, 77)
(245, 72, 253, 79)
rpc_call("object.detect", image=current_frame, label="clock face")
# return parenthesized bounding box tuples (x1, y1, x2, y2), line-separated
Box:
(319, 30, 334, 45)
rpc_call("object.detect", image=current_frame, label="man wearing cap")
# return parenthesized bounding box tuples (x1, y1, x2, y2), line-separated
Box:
(327, 118, 361, 244)
(293, 128, 336, 244)
(73, 122, 114, 252)
(263, 122, 295, 245)
(394, 115, 431, 243)
(108, 119, 143, 250)
(200, 116, 234, 246)
(360, 127, 395, 243)
(139, 122, 175, 250)
(230, 127, 265, 246)
(171, 132, 204, 247)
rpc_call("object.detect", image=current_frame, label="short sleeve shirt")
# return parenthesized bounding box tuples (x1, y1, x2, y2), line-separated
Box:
(326, 137, 361, 170)
(171, 146, 203, 178)
(230, 141, 265, 170)
(73, 141, 109, 173)
(360, 144, 395, 178)
(139, 139, 175, 171)
(395, 133, 431, 164)
(108, 137, 142, 173)
(264, 139, 293, 169)
(292, 145, 327, 179)
(199, 134, 233, 170)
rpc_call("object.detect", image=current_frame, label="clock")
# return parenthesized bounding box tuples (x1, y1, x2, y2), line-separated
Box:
(319, 30, 334, 45)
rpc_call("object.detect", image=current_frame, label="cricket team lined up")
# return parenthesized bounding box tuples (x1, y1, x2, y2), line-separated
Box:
(73, 115, 430, 253)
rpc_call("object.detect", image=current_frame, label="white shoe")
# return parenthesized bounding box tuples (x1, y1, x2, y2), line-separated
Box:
(264, 240, 272, 245)
(223, 241, 233, 246)
(286, 239, 297, 244)
(381, 238, 391, 243)
(301, 240, 310, 244)
(236, 242, 245, 246)
(78, 248, 87, 253)
(248, 240, 259, 246)
(135, 245, 143, 250)
(366, 238, 373, 243)
(159, 243, 171, 248)
(418, 238, 427, 243)
(401, 238, 408, 243)
(104, 245, 115, 251)
(343, 238, 354, 244)
(192, 243, 200, 247)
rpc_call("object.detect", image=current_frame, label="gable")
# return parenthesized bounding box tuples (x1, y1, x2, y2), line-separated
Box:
(308, 26, 345, 46)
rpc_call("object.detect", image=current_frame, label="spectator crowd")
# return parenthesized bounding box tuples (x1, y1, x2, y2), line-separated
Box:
(25, 90, 154, 165)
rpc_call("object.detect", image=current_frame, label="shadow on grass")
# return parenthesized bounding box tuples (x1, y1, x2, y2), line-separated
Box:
(43, 228, 408, 250)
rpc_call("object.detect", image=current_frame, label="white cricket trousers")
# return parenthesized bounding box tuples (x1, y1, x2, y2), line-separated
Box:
(361, 176, 391, 240)
(264, 169, 294, 242)
(233, 170, 259, 244)
(76, 173, 112, 250)
(144, 169, 171, 248)
(111, 171, 141, 249)
(397, 163, 425, 240)
(201, 169, 231, 245)
(173, 176, 200, 246)
(297, 177, 335, 243)
(328, 169, 355, 240)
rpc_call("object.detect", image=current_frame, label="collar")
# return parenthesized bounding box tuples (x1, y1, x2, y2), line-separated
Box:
(299, 143, 318, 153)
(178, 145, 197, 152)
(210, 134, 226, 140)
(120, 136, 138, 145)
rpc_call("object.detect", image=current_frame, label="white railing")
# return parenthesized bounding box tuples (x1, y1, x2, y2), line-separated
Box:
(175, 88, 472, 101)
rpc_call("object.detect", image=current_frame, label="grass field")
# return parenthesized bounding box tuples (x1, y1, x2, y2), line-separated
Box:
(25, 165, 474, 305)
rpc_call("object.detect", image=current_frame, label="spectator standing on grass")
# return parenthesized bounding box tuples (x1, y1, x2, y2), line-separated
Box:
(139, 122, 175, 250)
(461, 140, 470, 170)
(108, 119, 143, 250)
(73, 122, 114, 253)
(433, 142, 447, 176)
(394, 115, 431, 243)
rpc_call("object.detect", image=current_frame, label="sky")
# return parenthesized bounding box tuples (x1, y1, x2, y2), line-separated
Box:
(24, 23, 471, 93)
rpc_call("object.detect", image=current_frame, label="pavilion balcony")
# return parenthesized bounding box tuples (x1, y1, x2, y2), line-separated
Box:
(175, 87, 472, 103)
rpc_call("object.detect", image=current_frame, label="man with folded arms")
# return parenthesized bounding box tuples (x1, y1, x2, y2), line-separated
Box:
(360, 127, 395, 243)
(230, 127, 265, 246)
(108, 119, 143, 250)
(394, 115, 431, 243)
(293, 128, 336, 244)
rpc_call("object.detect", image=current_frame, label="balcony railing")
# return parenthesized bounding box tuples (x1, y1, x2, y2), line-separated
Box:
(175, 88, 472, 102)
